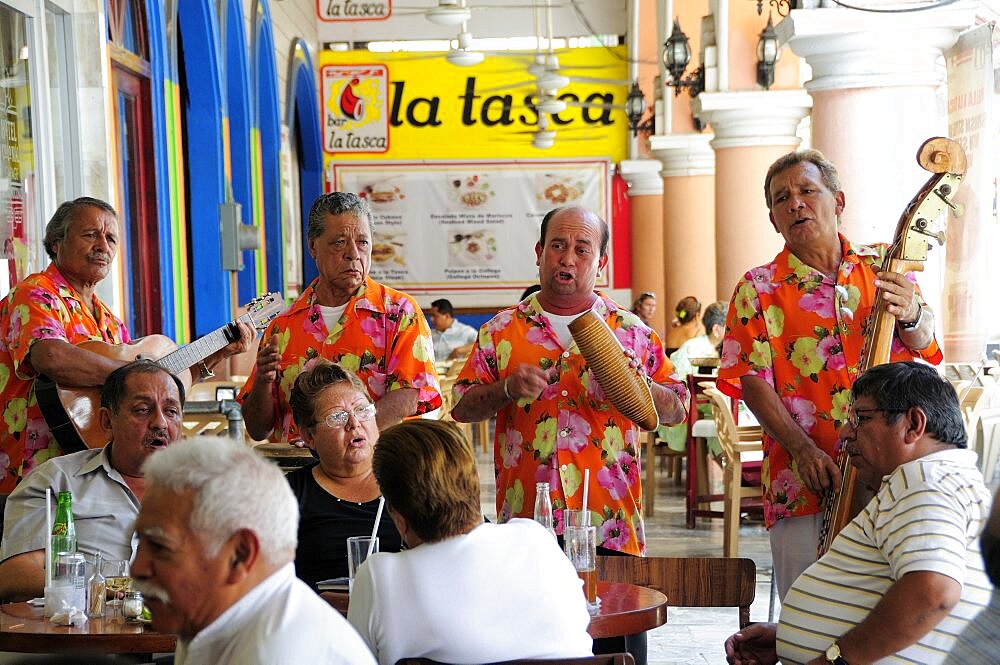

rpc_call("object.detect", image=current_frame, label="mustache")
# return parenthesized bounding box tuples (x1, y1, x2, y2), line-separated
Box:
(88, 251, 112, 263)
(133, 579, 171, 604)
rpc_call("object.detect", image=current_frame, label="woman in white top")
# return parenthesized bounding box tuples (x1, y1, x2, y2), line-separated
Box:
(347, 420, 593, 665)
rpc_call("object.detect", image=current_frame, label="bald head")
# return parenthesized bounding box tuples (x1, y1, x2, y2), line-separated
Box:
(539, 206, 610, 258)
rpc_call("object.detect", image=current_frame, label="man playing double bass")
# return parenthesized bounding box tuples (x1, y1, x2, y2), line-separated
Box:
(0, 197, 253, 492)
(717, 150, 941, 600)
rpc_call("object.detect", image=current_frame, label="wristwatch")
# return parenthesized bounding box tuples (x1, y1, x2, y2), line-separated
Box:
(825, 643, 849, 665)
(898, 305, 923, 330)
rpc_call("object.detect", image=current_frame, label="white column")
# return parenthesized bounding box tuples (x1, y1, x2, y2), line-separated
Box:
(650, 133, 719, 306)
(619, 159, 664, 197)
(777, 3, 977, 243)
(691, 90, 812, 298)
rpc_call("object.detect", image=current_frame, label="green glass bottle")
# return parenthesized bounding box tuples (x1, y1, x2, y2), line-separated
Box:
(51, 490, 77, 568)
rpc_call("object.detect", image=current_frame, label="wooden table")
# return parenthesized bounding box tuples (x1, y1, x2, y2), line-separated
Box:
(587, 581, 667, 639)
(322, 580, 666, 640)
(0, 602, 176, 654)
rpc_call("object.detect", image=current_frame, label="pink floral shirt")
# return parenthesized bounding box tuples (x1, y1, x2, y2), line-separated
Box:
(717, 235, 942, 527)
(237, 277, 441, 442)
(455, 293, 687, 555)
(0, 264, 131, 492)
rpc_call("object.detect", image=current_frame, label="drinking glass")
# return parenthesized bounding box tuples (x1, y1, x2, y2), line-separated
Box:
(102, 559, 131, 621)
(347, 536, 378, 593)
(565, 509, 592, 528)
(564, 525, 598, 610)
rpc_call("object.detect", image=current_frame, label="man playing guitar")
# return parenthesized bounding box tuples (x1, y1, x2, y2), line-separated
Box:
(0, 198, 253, 492)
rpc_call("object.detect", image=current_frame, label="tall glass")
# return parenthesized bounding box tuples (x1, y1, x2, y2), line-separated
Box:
(347, 536, 378, 593)
(564, 525, 598, 608)
(102, 559, 131, 621)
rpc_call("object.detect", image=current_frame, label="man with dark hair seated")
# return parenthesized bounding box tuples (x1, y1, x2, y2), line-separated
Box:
(0, 360, 184, 601)
(428, 298, 477, 361)
(725, 362, 992, 665)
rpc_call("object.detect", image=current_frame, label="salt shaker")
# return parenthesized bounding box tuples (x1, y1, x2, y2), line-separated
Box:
(123, 591, 144, 620)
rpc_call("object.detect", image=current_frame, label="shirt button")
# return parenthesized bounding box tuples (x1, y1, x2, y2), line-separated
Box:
(561, 390, 568, 397)
(561, 464, 567, 471)
(562, 351, 570, 358)
(559, 428, 570, 437)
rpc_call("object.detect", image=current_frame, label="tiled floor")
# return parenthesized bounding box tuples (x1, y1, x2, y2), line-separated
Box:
(475, 440, 776, 665)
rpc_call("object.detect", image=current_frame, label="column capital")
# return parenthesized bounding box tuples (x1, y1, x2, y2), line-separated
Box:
(649, 133, 715, 177)
(691, 91, 812, 150)
(618, 159, 663, 196)
(777, 3, 977, 92)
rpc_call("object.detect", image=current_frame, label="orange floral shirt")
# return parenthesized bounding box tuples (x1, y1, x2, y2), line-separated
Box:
(454, 294, 686, 555)
(237, 277, 441, 442)
(717, 236, 942, 527)
(0, 264, 131, 492)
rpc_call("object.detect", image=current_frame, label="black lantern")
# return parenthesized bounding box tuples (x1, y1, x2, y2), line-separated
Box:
(625, 81, 655, 136)
(662, 19, 704, 98)
(756, 14, 780, 90)
(753, 0, 790, 16)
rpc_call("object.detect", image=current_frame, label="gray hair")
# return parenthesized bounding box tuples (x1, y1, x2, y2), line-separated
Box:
(44, 197, 117, 260)
(141, 436, 298, 566)
(702, 301, 729, 332)
(763, 149, 842, 209)
(306, 192, 371, 241)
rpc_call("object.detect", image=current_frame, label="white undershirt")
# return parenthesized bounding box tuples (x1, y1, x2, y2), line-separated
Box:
(319, 303, 349, 332)
(541, 310, 583, 349)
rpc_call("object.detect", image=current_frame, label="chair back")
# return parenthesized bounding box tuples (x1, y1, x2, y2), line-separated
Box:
(596, 555, 756, 628)
(396, 655, 634, 665)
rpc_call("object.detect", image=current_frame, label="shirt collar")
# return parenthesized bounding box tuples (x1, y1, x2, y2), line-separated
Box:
(45, 263, 85, 302)
(299, 276, 383, 315)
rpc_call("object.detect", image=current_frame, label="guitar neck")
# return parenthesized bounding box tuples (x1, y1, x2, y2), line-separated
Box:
(156, 313, 248, 376)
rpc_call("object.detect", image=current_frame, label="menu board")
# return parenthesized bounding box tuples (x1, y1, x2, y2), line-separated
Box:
(331, 160, 611, 293)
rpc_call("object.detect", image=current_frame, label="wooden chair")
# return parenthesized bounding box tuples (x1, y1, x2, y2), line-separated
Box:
(684, 372, 722, 528)
(596, 555, 756, 628)
(641, 430, 683, 517)
(703, 386, 764, 558)
(397, 656, 634, 665)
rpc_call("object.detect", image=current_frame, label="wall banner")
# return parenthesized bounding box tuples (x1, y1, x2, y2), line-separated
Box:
(332, 159, 611, 294)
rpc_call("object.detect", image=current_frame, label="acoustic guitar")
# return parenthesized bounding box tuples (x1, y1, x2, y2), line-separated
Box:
(817, 137, 966, 555)
(36, 292, 285, 452)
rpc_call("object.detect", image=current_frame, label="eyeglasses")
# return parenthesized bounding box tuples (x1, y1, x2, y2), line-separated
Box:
(845, 407, 904, 430)
(322, 403, 377, 429)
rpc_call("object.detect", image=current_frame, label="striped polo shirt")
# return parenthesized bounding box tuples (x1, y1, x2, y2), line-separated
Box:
(776, 448, 992, 664)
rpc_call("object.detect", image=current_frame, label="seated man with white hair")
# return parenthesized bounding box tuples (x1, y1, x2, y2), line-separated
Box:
(132, 436, 375, 665)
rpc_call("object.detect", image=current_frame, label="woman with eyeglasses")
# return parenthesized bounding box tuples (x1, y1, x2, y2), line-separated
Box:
(286, 359, 403, 591)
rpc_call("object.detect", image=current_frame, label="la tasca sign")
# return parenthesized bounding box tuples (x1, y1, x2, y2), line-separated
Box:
(320, 46, 628, 162)
(317, 0, 391, 21)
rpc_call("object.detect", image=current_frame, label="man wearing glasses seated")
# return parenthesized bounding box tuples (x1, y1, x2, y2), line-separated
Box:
(725, 362, 992, 665)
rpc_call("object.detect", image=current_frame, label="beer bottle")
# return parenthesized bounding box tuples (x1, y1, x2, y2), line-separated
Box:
(533, 482, 555, 537)
(51, 490, 77, 568)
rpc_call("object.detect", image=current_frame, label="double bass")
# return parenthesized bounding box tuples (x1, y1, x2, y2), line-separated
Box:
(817, 137, 966, 555)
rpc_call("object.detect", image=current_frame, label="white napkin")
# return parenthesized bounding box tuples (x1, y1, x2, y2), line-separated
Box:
(49, 607, 88, 626)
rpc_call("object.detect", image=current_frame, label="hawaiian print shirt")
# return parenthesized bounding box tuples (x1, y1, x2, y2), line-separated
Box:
(237, 276, 441, 442)
(0, 264, 131, 492)
(454, 293, 687, 556)
(717, 235, 942, 527)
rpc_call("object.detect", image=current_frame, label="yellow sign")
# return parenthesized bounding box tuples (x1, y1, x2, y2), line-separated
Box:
(318, 47, 628, 164)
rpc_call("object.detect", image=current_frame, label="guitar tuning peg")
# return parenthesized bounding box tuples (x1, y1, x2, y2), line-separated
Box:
(952, 202, 965, 218)
(934, 231, 945, 245)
